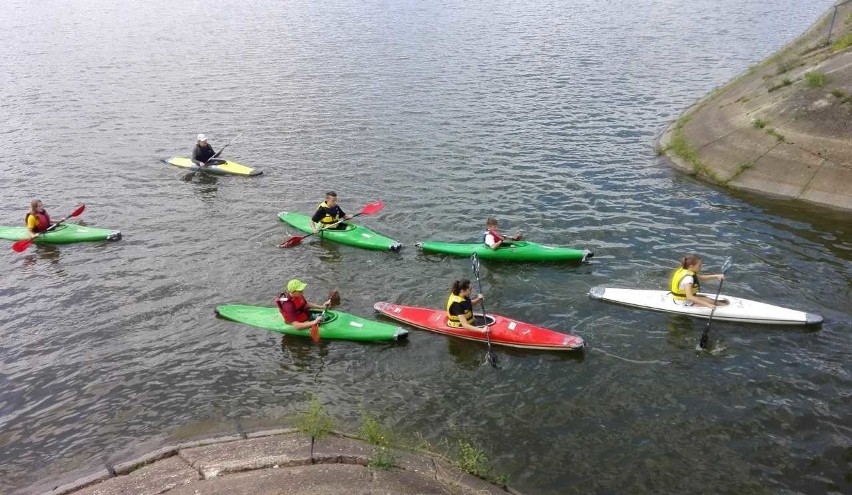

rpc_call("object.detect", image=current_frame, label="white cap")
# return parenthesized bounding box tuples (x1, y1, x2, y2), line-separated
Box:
(197, 133, 207, 142)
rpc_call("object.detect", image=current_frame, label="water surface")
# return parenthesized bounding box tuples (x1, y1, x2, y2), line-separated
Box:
(1, 0, 850, 493)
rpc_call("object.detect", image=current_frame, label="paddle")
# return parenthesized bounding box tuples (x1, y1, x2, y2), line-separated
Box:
(183, 132, 243, 179)
(310, 290, 340, 343)
(12, 204, 86, 252)
(697, 256, 733, 350)
(471, 253, 498, 368)
(278, 201, 386, 248)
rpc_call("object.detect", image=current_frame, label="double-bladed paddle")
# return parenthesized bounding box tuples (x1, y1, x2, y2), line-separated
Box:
(471, 253, 498, 368)
(310, 290, 341, 343)
(12, 204, 86, 252)
(697, 256, 733, 350)
(278, 201, 385, 248)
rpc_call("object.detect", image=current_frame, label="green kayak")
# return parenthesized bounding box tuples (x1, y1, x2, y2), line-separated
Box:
(0, 224, 122, 244)
(416, 240, 592, 262)
(278, 212, 402, 251)
(215, 305, 409, 342)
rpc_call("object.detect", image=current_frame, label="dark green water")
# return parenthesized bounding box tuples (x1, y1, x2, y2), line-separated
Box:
(1, 0, 849, 493)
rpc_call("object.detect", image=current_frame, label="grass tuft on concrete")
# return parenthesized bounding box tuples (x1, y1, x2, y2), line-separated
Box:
(726, 161, 755, 184)
(768, 78, 793, 92)
(832, 33, 852, 52)
(804, 71, 830, 88)
(766, 128, 785, 142)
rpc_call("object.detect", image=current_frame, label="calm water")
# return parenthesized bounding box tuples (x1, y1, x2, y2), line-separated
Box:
(1, 0, 850, 493)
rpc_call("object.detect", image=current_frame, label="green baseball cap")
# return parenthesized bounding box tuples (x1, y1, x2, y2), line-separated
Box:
(286, 279, 307, 292)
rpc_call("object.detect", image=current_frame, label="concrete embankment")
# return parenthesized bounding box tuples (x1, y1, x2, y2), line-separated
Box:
(659, 2, 852, 211)
(35, 429, 520, 495)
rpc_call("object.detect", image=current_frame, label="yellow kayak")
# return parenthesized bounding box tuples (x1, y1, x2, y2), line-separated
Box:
(162, 157, 262, 176)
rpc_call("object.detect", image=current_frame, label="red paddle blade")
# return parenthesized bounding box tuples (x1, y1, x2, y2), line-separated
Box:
(358, 201, 385, 216)
(70, 204, 86, 217)
(310, 321, 321, 343)
(11, 238, 32, 252)
(328, 290, 341, 307)
(278, 236, 305, 248)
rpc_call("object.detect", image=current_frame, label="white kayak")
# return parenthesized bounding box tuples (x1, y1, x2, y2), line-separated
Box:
(588, 287, 823, 325)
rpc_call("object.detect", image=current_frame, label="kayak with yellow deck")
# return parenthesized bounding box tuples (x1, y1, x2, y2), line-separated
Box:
(162, 157, 262, 177)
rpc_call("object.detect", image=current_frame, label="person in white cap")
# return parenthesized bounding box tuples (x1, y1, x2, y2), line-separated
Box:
(191, 134, 216, 167)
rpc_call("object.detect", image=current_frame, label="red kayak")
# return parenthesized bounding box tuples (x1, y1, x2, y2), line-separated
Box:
(373, 301, 584, 350)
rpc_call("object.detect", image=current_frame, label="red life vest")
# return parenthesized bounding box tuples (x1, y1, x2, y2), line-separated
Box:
(482, 229, 504, 244)
(275, 292, 310, 323)
(26, 211, 52, 233)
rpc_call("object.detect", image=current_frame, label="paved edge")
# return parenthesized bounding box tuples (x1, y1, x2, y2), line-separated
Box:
(36, 429, 523, 495)
(657, 4, 852, 212)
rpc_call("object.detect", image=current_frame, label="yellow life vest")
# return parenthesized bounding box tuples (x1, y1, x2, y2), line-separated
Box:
(670, 267, 699, 301)
(315, 201, 341, 225)
(446, 293, 473, 328)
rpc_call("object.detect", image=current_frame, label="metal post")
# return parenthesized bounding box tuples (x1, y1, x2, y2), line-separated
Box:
(827, 6, 839, 45)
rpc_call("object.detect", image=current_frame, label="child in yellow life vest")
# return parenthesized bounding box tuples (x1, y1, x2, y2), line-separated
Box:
(670, 255, 727, 308)
(310, 191, 353, 233)
(446, 279, 487, 332)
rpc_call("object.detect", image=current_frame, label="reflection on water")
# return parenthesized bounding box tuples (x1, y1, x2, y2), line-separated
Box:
(21, 245, 63, 272)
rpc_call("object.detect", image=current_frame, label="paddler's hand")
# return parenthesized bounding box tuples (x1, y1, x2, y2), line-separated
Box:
(312, 315, 323, 325)
(323, 299, 331, 308)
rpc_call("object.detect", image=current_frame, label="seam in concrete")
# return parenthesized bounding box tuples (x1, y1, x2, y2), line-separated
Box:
(113, 445, 180, 475)
(796, 156, 829, 199)
(727, 140, 783, 183)
(695, 121, 754, 151)
(234, 418, 247, 440)
(244, 427, 299, 439)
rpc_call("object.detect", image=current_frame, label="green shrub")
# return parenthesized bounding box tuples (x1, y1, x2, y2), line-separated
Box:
(804, 72, 829, 88)
(457, 438, 491, 478)
(831, 88, 846, 98)
(359, 410, 392, 447)
(752, 118, 767, 129)
(295, 395, 335, 440)
(368, 446, 396, 470)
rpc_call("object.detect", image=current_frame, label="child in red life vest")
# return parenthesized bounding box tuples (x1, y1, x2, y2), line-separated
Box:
(26, 199, 52, 238)
(275, 279, 331, 330)
(482, 217, 522, 250)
